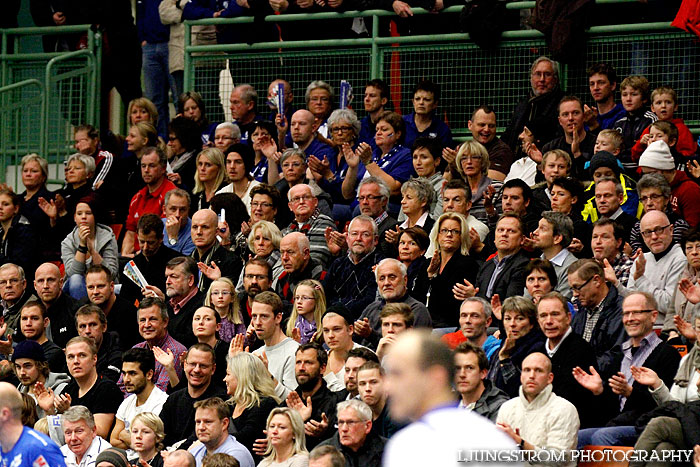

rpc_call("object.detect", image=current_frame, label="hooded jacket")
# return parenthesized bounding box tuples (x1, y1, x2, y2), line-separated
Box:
(61, 223, 119, 279)
(19, 372, 71, 419)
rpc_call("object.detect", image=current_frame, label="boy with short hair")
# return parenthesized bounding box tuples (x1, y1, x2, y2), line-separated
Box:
(612, 75, 657, 173)
(532, 149, 571, 211)
(631, 87, 697, 161)
(593, 129, 623, 156)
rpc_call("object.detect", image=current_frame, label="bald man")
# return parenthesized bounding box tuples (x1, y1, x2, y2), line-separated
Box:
(617, 210, 685, 326)
(33, 263, 80, 348)
(190, 209, 243, 293)
(288, 109, 334, 163)
(496, 353, 579, 463)
(0, 382, 66, 467)
(383, 331, 515, 467)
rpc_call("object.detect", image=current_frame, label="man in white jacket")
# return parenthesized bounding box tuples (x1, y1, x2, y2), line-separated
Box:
(496, 352, 579, 466)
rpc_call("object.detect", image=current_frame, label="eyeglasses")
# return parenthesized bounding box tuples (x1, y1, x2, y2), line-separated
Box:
(532, 71, 554, 78)
(622, 309, 654, 318)
(290, 195, 314, 203)
(357, 195, 383, 202)
(640, 224, 671, 238)
(570, 276, 595, 292)
(331, 126, 354, 133)
(439, 228, 460, 236)
(639, 194, 665, 203)
(211, 291, 232, 296)
(282, 162, 304, 169)
(244, 274, 268, 281)
(251, 202, 273, 209)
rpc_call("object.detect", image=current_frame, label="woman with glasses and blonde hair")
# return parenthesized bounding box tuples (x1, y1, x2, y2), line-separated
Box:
(205, 278, 246, 343)
(191, 147, 228, 212)
(258, 408, 308, 467)
(422, 212, 478, 334)
(235, 221, 283, 292)
(224, 353, 281, 464)
(453, 140, 502, 224)
(286, 279, 326, 345)
(129, 412, 165, 467)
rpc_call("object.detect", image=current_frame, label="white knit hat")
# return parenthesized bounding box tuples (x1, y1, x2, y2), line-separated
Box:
(638, 140, 674, 171)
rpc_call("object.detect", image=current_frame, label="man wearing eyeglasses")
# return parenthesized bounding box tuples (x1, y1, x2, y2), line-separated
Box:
(613, 210, 686, 327)
(568, 259, 626, 368)
(0, 263, 36, 343)
(501, 56, 565, 152)
(283, 184, 336, 269)
(573, 291, 681, 448)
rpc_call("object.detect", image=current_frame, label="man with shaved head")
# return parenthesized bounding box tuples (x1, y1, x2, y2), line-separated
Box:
(33, 262, 80, 348)
(288, 109, 334, 163)
(496, 353, 579, 461)
(282, 185, 336, 268)
(190, 209, 243, 293)
(0, 382, 65, 466)
(382, 331, 515, 466)
(615, 210, 685, 326)
(275, 232, 326, 303)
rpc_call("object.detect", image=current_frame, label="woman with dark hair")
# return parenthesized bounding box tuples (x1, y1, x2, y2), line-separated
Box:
(550, 176, 592, 258)
(179, 91, 218, 146)
(398, 227, 430, 303)
(487, 296, 545, 397)
(216, 143, 260, 213)
(0, 189, 38, 279)
(342, 111, 413, 211)
(209, 192, 250, 261)
(166, 116, 203, 191)
(524, 258, 558, 304)
(249, 120, 279, 183)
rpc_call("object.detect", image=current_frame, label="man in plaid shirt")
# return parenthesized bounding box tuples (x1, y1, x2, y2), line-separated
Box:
(592, 218, 634, 287)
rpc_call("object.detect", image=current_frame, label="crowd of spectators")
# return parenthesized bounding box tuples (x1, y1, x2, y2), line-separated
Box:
(3, 37, 700, 466)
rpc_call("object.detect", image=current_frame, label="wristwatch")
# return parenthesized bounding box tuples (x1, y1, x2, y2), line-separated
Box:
(168, 237, 177, 246)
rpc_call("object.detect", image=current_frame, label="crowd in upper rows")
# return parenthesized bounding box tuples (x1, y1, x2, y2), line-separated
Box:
(2, 54, 700, 466)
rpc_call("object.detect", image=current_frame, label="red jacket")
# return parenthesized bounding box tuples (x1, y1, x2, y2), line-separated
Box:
(631, 117, 698, 161)
(671, 170, 700, 228)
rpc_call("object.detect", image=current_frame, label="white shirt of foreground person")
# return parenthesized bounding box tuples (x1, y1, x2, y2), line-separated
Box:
(61, 436, 111, 467)
(382, 330, 520, 467)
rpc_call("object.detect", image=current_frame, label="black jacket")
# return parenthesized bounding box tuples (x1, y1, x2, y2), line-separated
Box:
(424, 252, 479, 328)
(290, 379, 338, 449)
(570, 285, 627, 369)
(0, 215, 39, 283)
(318, 430, 387, 467)
(119, 243, 180, 306)
(488, 328, 546, 398)
(473, 379, 510, 422)
(45, 293, 81, 349)
(501, 86, 565, 152)
(97, 331, 123, 382)
(476, 249, 531, 330)
(230, 396, 279, 464)
(166, 291, 205, 348)
(192, 243, 243, 293)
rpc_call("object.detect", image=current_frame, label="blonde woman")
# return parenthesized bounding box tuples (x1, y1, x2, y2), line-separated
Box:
(191, 148, 228, 211)
(454, 140, 502, 223)
(205, 278, 246, 343)
(285, 280, 325, 345)
(127, 97, 159, 127)
(224, 353, 281, 463)
(259, 408, 308, 467)
(129, 412, 165, 467)
(235, 221, 284, 292)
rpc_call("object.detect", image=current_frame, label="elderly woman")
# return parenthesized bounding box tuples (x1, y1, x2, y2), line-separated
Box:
(179, 91, 218, 146)
(454, 140, 502, 224)
(421, 213, 478, 330)
(213, 122, 241, 152)
(235, 220, 284, 291)
(342, 111, 414, 212)
(398, 227, 431, 303)
(166, 116, 203, 191)
(305, 80, 334, 138)
(191, 148, 228, 212)
(19, 154, 56, 261)
(249, 120, 279, 183)
(550, 176, 591, 258)
(259, 407, 308, 467)
(630, 173, 690, 252)
(129, 413, 165, 467)
(225, 352, 281, 463)
(668, 229, 700, 340)
(487, 296, 545, 397)
(61, 196, 118, 299)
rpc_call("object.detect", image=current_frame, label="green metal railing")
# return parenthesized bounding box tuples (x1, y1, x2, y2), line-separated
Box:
(183, 1, 700, 139)
(0, 24, 101, 186)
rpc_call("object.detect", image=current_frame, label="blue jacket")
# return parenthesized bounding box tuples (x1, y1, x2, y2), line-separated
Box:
(136, 0, 170, 43)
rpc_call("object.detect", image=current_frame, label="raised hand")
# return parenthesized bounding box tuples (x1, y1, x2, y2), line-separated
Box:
(453, 279, 478, 301)
(353, 317, 371, 338)
(572, 366, 604, 395)
(639, 133, 652, 147)
(54, 392, 72, 413)
(198, 261, 222, 281)
(491, 294, 503, 320)
(258, 351, 269, 369)
(674, 315, 697, 341)
(469, 228, 483, 252)
(679, 278, 700, 304)
(304, 413, 328, 437)
(583, 104, 598, 128)
(34, 381, 56, 414)
(602, 258, 619, 286)
(392, 0, 413, 17)
(442, 147, 457, 166)
(376, 334, 396, 360)
(142, 285, 165, 300)
(38, 197, 58, 220)
(324, 227, 346, 256)
(630, 366, 661, 389)
(571, 128, 581, 158)
(152, 346, 175, 370)
(632, 248, 646, 281)
(384, 225, 401, 245)
(427, 250, 441, 277)
(688, 160, 700, 179)
(286, 392, 313, 421)
(567, 238, 584, 253)
(291, 327, 302, 343)
(229, 333, 247, 356)
(356, 143, 373, 165)
(165, 216, 181, 241)
(0, 321, 13, 356)
(608, 372, 633, 397)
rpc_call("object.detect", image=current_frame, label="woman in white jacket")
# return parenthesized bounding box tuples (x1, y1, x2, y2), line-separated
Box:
(61, 196, 119, 300)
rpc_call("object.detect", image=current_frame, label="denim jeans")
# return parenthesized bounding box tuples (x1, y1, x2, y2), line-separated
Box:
(577, 426, 638, 449)
(142, 42, 171, 138)
(63, 274, 87, 301)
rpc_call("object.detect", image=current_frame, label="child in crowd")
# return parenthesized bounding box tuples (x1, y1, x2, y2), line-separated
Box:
(286, 279, 325, 344)
(612, 75, 657, 173)
(631, 86, 697, 163)
(594, 129, 623, 156)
